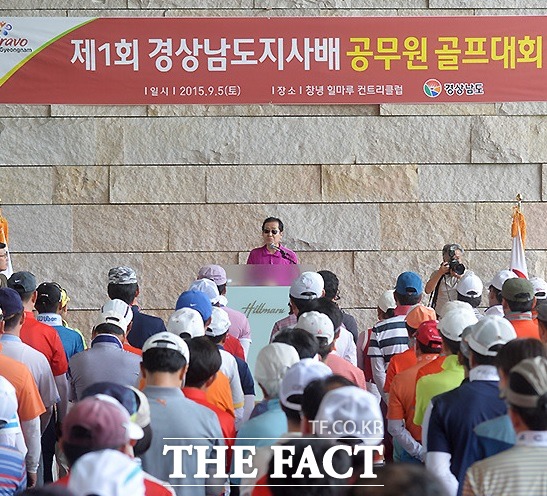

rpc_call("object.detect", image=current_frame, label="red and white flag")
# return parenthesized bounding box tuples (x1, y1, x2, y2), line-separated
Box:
(510, 198, 528, 279)
(0, 207, 13, 278)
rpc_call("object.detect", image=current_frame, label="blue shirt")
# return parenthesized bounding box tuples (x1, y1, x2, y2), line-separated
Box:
(0, 444, 26, 495)
(428, 372, 506, 492)
(474, 414, 516, 460)
(37, 313, 84, 361)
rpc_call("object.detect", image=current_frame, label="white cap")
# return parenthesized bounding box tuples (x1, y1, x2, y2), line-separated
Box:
(0, 376, 18, 426)
(167, 308, 205, 338)
(529, 276, 547, 300)
(488, 269, 518, 291)
(289, 272, 324, 300)
(142, 332, 190, 364)
(438, 303, 478, 342)
(188, 278, 221, 304)
(92, 394, 144, 441)
(128, 386, 151, 429)
(297, 311, 335, 345)
(315, 386, 383, 446)
(68, 449, 145, 496)
(378, 290, 396, 313)
(279, 359, 332, 411)
(97, 299, 133, 332)
(255, 343, 299, 398)
(465, 316, 517, 357)
(205, 307, 231, 337)
(456, 271, 483, 297)
(437, 299, 473, 319)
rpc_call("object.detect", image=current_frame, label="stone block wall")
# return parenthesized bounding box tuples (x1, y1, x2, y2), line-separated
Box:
(1, 2, 546, 342)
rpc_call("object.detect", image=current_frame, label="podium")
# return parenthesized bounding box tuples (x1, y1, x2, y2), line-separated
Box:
(224, 264, 313, 398)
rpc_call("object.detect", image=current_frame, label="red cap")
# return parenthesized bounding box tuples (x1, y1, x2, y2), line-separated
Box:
(416, 320, 442, 350)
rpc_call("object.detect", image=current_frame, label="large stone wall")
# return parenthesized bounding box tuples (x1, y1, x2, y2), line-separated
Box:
(1, 3, 546, 342)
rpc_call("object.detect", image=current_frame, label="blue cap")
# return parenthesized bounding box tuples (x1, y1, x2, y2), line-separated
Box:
(81, 382, 138, 416)
(395, 272, 423, 295)
(0, 287, 24, 317)
(175, 290, 212, 322)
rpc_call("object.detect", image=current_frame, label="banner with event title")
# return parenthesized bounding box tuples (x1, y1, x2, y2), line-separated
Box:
(0, 16, 544, 104)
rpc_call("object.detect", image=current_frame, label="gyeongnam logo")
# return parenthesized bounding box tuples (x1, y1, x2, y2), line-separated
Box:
(423, 78, 442, 98)
(0, 20, 32, 54)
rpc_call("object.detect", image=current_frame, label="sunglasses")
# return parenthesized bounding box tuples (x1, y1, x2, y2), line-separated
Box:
(263, 229, 279, 235)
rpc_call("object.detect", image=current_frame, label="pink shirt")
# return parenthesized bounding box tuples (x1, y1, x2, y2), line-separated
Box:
(246, 244, 298, 265)
(222, 305, 252, 341)
(325, 353, 367, 389)
(270, 314, 297, 342)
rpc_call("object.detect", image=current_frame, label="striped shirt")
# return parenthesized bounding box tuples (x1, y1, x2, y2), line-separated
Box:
(0, 444, 26, 494)
(463, 433, 547, 496)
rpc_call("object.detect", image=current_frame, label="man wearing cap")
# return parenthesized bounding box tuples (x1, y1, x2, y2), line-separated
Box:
(68, 299, 141, 401)
(414, 303, 477, 427)
(140, 332, 225, 496)
(463, 356, 547, 496)
(501, 277, 539, 339)
(384, 304, 437, 394)
(198, 264, 252, 357)
(426, 316, 517, 496)
(35, 282, 84, 361)
(7, 271, 69, 406)
(368, 271, 424, 404)
(484, 269, 518, 318)
(269, 271, 325, 341)
(108, 266, 167, 349)
(53, 394, 175, 495)
(387, 320, 442, 463)
(0, 375, 27, 493)
(456, 272, 483, 319)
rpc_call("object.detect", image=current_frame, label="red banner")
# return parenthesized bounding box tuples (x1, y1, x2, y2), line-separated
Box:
(0, 16, 544, 104)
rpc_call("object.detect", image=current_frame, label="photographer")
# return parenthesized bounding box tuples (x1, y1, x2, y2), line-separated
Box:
(425, 243, 467, 317)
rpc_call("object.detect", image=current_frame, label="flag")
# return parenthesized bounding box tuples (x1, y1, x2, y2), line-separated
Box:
(510, 197, 528, 279)
(0, 206, 13, 278)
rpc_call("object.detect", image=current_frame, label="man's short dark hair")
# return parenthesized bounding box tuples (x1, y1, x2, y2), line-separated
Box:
(490, 286, 503, 304)
(457, 293, 481, 308)
(34, 299, 58, 315)
(3, 311, 23, 332)
(94, 322, 124, 337)
(262, 217, 284, 232)
(290, 295, 312, 313)
(506, 298, 534, 313)
(62, 441, 124, 468)
(273, 328, 319, 359)
(395, 291, 422, 306)
(441, 335, 461, 356)
(216, 283, 226, 296)
(442, 243, 464, 256)
(185, 337, 222, 388)
(317, 270, 339, 300)
(301, 375, 354, 421)
(471, 345, 504, 366)
(299, 297, 343, 330)
(107, 283, 138, 305)
(417, 341, 442, 355)
(14, 290, 34, 304)
(495, 338, 547, 376)
(142, 348, 187, 373)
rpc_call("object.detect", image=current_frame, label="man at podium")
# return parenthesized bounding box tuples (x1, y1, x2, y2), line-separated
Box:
(246, 217, 298, 265)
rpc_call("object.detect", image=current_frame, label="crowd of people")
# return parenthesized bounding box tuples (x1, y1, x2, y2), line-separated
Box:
(0, 224, 547, 496)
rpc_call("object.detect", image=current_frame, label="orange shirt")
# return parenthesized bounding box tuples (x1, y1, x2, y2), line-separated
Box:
(123, 342, 142, 356)
(415, 354, 446, 383)
(506, 314, 540, 339)
(0, 353, 45, 421)
(387, 354, 439, 443)
(384, 348, 417, 393)
(205, 371, 235, 419)
(20, 311, 68, 376)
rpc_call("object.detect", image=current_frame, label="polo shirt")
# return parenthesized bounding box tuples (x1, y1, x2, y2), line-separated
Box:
(427, 366, 506, 489)
(504, 312, 540, 339)
(68, 334, 141, 401)
(415, 354, 446, 383)
(342, 311, 358, 343)
(141, 386, 225, 496)
(414, 354, 463, 426)
(223, 334, 245, 361)
(462, 432, 547, 496)
(384, 348, 417, 393)
(37, 313, 85, 361)
(0, 444, 26, 493)
(126, 306, 167, 349)
(325, 352, 366, 389)
(234, 399, 287, 446)
(218, 348, 244, 410)
(246, 244, 298, 265)
(0, 334, 60, 410)
(388, 354, 439, 443)
(206, 371, 235, 418)
(222, 305, 252, 341)
(20, 310, 68, 377)
(0, 354, 45, 421)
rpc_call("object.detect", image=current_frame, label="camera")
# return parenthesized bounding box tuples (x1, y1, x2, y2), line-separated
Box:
(447, 246, 465, 275)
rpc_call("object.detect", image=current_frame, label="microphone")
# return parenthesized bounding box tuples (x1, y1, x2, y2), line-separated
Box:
(269, 243, 296, 264)
(269, 243, 281, 252)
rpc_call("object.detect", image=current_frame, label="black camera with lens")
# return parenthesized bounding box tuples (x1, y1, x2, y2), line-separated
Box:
(447, 246, 465, 275)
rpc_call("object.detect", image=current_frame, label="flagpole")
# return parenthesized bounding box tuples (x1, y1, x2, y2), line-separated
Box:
(510, 193, 528, 278)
